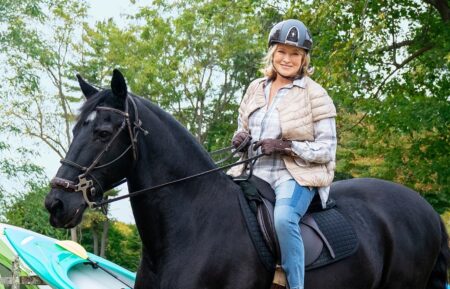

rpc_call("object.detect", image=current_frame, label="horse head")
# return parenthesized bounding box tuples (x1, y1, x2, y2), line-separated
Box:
(45, 69, 136, 228)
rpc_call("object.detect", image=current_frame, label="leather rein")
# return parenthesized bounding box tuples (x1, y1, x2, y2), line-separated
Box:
(50, 94, 262, 211)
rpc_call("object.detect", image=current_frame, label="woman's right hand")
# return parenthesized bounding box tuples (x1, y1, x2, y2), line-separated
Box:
(232, 131, 251, 152)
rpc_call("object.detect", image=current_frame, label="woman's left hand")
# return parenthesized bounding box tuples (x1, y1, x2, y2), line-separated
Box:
(253, 139, 292, 155)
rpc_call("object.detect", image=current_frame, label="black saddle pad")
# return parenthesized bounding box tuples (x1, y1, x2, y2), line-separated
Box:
(306, 208, 359, 270)
(235, 177, 359, 272)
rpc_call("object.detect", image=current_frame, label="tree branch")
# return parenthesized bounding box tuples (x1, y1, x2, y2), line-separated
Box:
(378, 40, 416, 53)
(423, 0, 450, 22)
(342, 44, 434, 131)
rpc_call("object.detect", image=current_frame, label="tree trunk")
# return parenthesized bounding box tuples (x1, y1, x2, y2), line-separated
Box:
(92, 228, 99, 255)
(70, 227, 77, 242)
(100, 220, 109, 258)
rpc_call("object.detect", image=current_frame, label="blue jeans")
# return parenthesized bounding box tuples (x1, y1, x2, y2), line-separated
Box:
(274, 180, 315, 289)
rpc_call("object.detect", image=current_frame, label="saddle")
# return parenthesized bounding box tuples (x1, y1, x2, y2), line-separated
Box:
(235, 176, 358, 272)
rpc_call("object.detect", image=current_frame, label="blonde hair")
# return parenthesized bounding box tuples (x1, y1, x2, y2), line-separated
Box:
(261, 44, 313, 80)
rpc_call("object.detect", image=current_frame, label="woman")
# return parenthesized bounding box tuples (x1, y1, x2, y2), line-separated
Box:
(228, 19, 337, 289)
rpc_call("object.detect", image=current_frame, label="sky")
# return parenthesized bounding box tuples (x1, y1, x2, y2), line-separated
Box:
(34, 0, 143, 224)
(87, 0, 140, 25)
(83, 1, 138, 224)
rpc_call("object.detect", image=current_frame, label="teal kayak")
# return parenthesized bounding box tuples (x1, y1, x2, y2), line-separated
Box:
(2, 225, 135, 289)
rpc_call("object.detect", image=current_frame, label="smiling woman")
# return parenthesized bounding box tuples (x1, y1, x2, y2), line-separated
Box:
(228, 19, 336, 289)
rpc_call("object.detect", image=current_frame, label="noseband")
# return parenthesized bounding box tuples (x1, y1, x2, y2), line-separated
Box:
(50, 95, 148, 209)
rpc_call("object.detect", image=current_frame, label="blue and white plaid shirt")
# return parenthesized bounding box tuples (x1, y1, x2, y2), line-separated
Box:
(237, 78, 337, 195)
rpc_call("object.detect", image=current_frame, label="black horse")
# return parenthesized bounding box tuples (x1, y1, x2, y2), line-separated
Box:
(45, 69, 448, 289)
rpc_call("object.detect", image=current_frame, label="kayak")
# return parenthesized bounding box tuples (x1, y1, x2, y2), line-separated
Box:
(0, 225, 48, 289)
(1, 224, 135, 289)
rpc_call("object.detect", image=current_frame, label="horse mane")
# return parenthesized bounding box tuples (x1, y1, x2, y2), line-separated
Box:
(75, 89, 216, 168)
(130, 93, 217, 168)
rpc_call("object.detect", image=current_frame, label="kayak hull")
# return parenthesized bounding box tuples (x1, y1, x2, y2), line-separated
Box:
(1, 224, 135, 289)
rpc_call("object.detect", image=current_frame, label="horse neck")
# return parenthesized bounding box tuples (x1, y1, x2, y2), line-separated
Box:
(126, 102, 240, 261)
(130, 101, 222, 186)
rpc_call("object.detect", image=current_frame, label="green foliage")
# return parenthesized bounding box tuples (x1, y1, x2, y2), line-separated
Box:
(0, 0, 47, 23)
(0, 0, 88, 160)
(105, 222, 141, 271)
(0, 1, 449, 272)
(263, 0, 450, 211)
(2, 181, 141, 270)
(0, 139, 45, 208)
(2, 181, 69, 239)
(76, 0, 265, 149)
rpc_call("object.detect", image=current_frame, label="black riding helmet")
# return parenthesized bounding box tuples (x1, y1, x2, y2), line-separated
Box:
(268, 19, 313, 52)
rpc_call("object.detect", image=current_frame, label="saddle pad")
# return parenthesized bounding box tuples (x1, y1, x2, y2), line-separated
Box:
(237, 191, 276, 272)
(306, 208, 359, 271)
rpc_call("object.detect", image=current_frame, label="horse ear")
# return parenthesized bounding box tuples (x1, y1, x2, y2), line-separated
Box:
(76, 74, 99, 99)
(111, 69, 127, 100)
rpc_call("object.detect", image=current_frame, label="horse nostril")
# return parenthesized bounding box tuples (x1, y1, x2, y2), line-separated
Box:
(46, 198, 63, 214)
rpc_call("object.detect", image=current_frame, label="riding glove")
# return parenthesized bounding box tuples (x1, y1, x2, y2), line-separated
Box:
(232, 131, 252, 152)
(253, 139, 293, 156)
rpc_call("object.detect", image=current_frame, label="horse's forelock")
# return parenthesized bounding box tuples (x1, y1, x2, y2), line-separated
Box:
(75, 89, 110, 130)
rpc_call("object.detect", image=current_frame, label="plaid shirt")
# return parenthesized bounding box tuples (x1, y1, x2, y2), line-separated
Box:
(237, 78, 337, 194)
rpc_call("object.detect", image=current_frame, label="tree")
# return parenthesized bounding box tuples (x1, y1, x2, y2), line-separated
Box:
(0, 0, 123, 248)
(0, 0, 48, 218)
(3, 181, 69, 239)
(105, 221, 141, 271)
(0, 0, 89, 241)
(0, 0, 88, 160)
(3, 182, 142, 268)
(75, 0, 264, 150)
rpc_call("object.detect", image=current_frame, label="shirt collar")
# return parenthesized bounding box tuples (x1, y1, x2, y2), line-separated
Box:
(293, 77, 306, 88)
(263, 76, 306, 89)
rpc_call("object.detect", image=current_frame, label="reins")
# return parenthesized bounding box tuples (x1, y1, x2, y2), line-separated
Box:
(92, 152, 263, 208)
(50, 93, 262, 211)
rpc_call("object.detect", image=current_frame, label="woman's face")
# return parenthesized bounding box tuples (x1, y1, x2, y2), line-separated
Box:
(273, 44, 304, 78)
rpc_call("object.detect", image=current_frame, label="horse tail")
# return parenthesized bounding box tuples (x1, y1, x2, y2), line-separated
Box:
(426, 217, 449, 289)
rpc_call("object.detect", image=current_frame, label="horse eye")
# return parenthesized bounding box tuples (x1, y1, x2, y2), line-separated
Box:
(99, 131, 111, 139)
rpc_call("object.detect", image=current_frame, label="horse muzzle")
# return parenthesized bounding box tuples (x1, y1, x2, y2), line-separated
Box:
(45, 188, 87, 228)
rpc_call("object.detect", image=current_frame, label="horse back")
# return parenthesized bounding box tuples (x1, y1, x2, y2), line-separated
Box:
(320, 178, 443, 289)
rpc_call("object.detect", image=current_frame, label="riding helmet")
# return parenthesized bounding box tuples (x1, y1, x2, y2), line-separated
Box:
(268, 19, 313, 52)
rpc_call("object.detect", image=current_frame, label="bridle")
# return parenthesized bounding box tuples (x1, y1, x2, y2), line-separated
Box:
(50, 94, 148, 209)
(49, 93, 264, 212)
